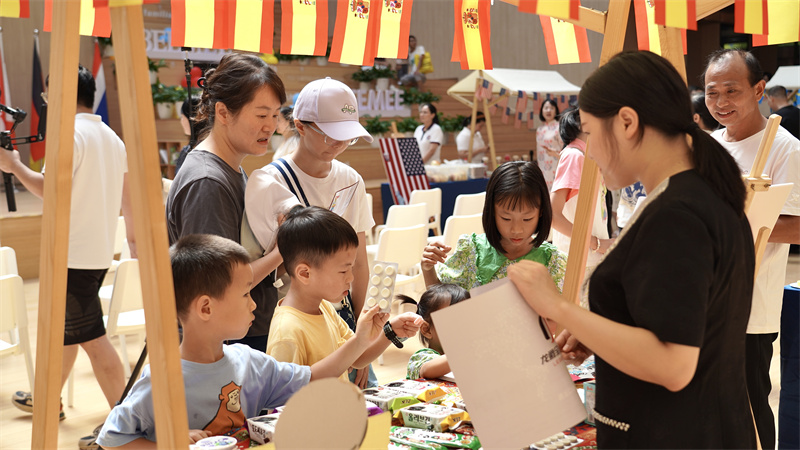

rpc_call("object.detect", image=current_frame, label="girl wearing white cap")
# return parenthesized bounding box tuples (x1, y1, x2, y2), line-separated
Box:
(245, 78, 377, 388)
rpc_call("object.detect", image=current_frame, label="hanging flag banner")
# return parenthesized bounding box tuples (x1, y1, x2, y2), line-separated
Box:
(734, 0, 768, 35)
(633, 0, 687, 55)
(45, 0, 111, 37)
(281, 0, 328, 56)
(453, 0, 492, 70)
(653, 0, 697, 31)
(0, 30, 13, 133)
(518, 0, 580, 21)
(376, 0, 413, 59)
(502, 106, 511, 124)
(92, 41, 109, 125)
(496, 87, 508, 116)
(330, 0, 381, 65)
(539, 15, 591, 65)
(514, 90, 527, 129)
(0, 0, 29, 17)
(528, 111, 536, 130)
(230, 0, 274, 53)
(752, 0, 800, 47)
(171, 0, 231, 52)
(93, 0, 160, 6)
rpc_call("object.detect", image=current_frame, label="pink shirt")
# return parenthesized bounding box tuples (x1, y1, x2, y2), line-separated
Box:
(551, 138, 587, 201)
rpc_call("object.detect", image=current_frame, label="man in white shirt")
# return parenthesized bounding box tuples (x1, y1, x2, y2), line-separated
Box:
(399, 35, 426, 87)
(704, 49, 800, 450)
(0, 66, 134, 422)
(455, 112, 488, 164)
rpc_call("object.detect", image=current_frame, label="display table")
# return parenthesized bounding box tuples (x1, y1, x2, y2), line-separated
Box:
(779, 283, 799, 450)
(380, 178, 489, 226)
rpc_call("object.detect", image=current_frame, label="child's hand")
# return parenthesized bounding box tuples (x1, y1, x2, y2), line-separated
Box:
(355, 304, 389, 344)
(388, 312, 424, 339)
(421, 242, 451, 271)
(188, 430, 210, 444)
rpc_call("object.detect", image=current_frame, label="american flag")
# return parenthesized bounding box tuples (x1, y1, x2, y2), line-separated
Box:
(379, 137, 430, 205)
(502, 106, 511, 124)
(528, 111, 536, 130)
(514, 90, 528, 129)
(532, 92, 543, 117)
(477, 78, 493, 101)
(496, 87, 508, 116)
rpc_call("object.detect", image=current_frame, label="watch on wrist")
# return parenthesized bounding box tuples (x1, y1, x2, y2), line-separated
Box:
(383, 322, 404, 349)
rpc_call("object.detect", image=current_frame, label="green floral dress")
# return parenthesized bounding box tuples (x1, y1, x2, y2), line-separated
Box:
(406, 348, 441, 380)
(435, 233, 567, 292)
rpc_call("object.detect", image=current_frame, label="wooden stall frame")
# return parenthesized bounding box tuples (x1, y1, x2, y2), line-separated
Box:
(746, 114, 782, 276)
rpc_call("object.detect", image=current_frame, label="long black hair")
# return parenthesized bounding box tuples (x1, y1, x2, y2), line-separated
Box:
(579, 51, 745, 217)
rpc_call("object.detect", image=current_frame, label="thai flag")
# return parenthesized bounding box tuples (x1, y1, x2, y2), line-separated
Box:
(92, 41, 109, 125)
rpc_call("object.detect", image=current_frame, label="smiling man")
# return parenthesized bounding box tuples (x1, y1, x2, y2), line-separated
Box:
(704, 49, 800, 450)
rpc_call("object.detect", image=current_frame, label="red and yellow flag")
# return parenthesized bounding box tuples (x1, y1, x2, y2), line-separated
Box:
(518, 0, 580, 21)
(0, 0, 29, 17)
(93, 0, 159, 6)
(653, 0, 696, 31)
(330, 0, 381, 65)
(171, 1, 274, 53)
(45, 0, 111, 38)
(753, 0, 800, 46)
(539, 15, 591, 65)
(453, 0, 492, 70)
(281, 0, 328, 56)
(376, 0, 414, 59)
(735, 0, 768, 35)
(634, 0, 687, 55)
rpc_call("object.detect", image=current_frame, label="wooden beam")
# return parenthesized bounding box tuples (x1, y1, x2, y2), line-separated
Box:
(659, 26, 687, 82)
(109, 5, 189, 449)
(498, 0, 608, 34)
(31, 1, 80, 448)
(467, 77, 482, 162)
(697, 0, 734, 20)
(560, 0, 631, 310)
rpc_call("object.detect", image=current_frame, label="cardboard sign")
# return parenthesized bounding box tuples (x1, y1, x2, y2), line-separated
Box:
(432, 278, 586, 449)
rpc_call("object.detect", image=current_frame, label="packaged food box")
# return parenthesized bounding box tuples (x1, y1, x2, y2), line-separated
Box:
(363, 386, 420, 413)
(397, 403, 470, 432)
(383, 380, 447, 403)
(390, 426, 481, 449)
(583, 381, 596, 425)
(246, 413, 280, 445)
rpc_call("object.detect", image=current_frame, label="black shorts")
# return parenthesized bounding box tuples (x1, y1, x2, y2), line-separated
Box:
(64, 268, 109, 346)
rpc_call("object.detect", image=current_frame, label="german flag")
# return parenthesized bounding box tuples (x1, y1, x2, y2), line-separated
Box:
(654, 0, 697, 31)
(281, 0, 328, 56)
(376, 0, 413, 59)
(539, 15, 591, 65)
(0, 0, 29, 17)
(453, 0, 492, 70)
(45, 0, 111, 38)
(330, 0, 381, 65)
(518, 0, 580, 21)
(753, 0, 799, 46)
(734, 0, 768, 35)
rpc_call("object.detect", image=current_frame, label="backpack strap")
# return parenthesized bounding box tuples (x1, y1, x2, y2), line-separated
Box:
(269, 158, 311, 207)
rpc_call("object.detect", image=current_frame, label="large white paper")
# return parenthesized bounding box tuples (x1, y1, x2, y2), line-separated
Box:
(432, 278, 586, 449)
(746, 183, 793, 242)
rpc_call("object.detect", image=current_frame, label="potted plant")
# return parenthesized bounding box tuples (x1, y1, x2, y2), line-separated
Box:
(363, 115, 391, 147)
(148, 57, 166, 85)
(395, 116, 421, 137)
(439, 114, 466, 145)
(172, 86, 187, 119)
(274, 51, 295, 65)
(399, 87, 440, 108)
(352, 69, 374, 91)
(371, 66, 396, 91)
(152, 83, 180, 119)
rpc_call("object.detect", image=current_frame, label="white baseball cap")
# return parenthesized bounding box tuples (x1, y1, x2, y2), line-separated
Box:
(294, 77, 373, 143)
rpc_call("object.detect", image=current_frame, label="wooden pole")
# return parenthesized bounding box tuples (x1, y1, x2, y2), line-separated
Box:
(482, 96, 498, 171)
(30, 2, 80, 448)
(744, 114, 782, 211)
(658, 25, 687, 82)
(109, 5, 189, 449)
(468, 77, 481, 162)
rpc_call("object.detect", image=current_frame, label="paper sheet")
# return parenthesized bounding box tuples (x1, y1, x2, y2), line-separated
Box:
(746, 183, 793, 241)
(432, 278, 586, 449)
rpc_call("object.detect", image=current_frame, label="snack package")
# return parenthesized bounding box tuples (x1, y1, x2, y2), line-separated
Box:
(390, 427, 481, 449)
(382, 380, 447, 403)
(365, 261, 398, 313)
(436, 386, 467, 411)
(363, 386, 420, 413)
(365, 400, 383, 417)
(246, 413, 280, 445)
(395, 403, 470, 432)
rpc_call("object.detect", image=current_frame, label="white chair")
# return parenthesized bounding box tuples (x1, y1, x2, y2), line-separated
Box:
(365, 192, 375, 245)
(0, 274, 35, 394)
(453, 192, 486, 217)
(106, 216, 128, 278)
(0, 246, 19, 276)
(410, 188, 443, 236)
(428, 213, 484, 252)
(368, 203, 428, 260)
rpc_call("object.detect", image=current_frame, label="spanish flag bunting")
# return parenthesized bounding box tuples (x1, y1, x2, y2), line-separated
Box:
(518, 0, 580, 21)
(653, 0, 697, 31)
(171, 0, 232, 52)
(230, 0, 274, 53)
(453, 0, 492, 70)
(45, 0, 111, 38)
(376, 0, 413, 59)
(281, 0, 328, 56)
(93, 0, 160, 7)
(539, 15, 591, 65)
(633, 0, 687, 55)
(0, 0, 29, 17)
(752, 0, 800, 47)
(514, 90, 527, 129)
(330, 0, 381, 65)
(734, 0, 768, 35)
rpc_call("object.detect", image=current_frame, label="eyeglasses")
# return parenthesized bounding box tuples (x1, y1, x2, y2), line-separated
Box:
(306, 123, 359, 147)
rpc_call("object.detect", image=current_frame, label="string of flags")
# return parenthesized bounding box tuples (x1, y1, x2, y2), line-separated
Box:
(475, 78, 577, 129)
(1, 0, 798, 66)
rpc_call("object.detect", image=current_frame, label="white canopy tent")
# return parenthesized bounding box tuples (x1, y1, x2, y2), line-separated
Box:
(447, 68, 582, 108)
(765, 65, 800, 91)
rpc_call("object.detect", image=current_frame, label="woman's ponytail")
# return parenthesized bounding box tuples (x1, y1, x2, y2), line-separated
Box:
(688, 126, 746, 217)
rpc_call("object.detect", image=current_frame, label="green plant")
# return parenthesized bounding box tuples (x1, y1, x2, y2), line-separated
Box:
(399, 87, 440, 106)
(439, 114, 466, 133)
(148, 57, 167, 73)
(362, 115, 391, 135)
(370, 66, 396, 79)
(352, 69, 375, 83)
(395, 116, 421, 133)
(275, 51, 309, 62)
(152, 84, 184, 104)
